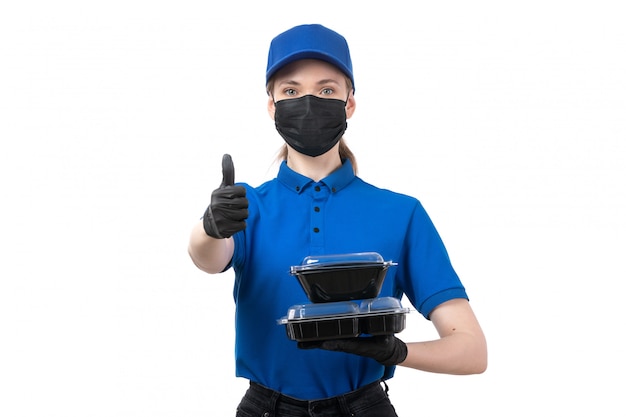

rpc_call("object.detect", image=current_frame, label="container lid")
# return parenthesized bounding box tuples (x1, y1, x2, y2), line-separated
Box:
(277, 297, 409, 324)
(290, 252, 395, 274)
(358, 297, 405, 313)
(280, 301, 360, 322)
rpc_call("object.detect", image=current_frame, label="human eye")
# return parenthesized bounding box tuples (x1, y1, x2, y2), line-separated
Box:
(321, 87, 334, 96)
(283, 88, 297, 96)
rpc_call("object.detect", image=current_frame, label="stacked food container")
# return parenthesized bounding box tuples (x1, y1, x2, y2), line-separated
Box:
(278, 252, 410, 342)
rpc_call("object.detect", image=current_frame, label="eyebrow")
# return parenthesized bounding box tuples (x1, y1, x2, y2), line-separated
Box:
(276, 80, 301, 88)
(316, 79, 341, 86)
(276, 78, 341, 88)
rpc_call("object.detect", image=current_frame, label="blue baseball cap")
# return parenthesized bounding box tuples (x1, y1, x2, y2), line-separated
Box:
(266, 24, 354, 91)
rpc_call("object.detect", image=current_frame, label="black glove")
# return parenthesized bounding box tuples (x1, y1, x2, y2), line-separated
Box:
(298, 335, 408, 366)
(203, 154, 248, 239)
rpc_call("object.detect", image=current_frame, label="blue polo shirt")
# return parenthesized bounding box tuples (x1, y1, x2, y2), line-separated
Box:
(229, 159, 467, 400)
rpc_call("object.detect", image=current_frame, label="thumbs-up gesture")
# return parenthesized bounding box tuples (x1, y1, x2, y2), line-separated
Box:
(203, 154, 249, 239)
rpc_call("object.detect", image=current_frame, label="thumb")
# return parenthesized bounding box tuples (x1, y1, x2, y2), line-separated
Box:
(220, 153, 235, 187)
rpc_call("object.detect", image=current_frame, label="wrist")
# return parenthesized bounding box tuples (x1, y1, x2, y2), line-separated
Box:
(379, 337, 408, 366)
(203, 206, 224, 239)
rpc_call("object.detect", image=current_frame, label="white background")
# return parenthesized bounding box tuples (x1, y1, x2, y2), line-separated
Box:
(1, 1, 625, 416)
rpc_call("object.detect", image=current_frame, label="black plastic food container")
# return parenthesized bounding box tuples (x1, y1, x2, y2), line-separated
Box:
(278, 297, 409, 342)
(358, 297, 408, 336)
(290, 252, 397, 303)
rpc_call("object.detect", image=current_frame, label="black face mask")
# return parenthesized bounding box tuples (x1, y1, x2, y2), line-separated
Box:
(274, 95, 347, 157)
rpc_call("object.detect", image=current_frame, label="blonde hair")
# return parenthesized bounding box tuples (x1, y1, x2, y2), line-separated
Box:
(267, 76, 358, 174)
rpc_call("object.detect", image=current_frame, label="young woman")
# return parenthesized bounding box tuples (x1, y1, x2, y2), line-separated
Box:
(189, 23, 487, 417)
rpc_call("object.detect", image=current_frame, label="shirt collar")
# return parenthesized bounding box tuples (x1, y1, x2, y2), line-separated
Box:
(277, 159, 356, 194)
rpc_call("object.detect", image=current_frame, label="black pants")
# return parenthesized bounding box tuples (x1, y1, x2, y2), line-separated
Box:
(235, 380, 399, 417)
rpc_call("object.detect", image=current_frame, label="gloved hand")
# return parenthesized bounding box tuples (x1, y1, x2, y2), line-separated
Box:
(203, 154, 248, 239)
(298, 335, 408, 366)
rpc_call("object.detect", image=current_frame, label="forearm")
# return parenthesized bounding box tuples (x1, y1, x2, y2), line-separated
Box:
(399, 298, 488, 375)
(400, 331, 487, 375)
(188, 220, 234, 274)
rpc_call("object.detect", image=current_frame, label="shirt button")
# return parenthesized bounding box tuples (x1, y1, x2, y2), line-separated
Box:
(314, 206, 320, 212)
(315, 186, 321, 192)
(332, 187, 336, 193)
(295, 186, 300, 191)
(313, 227, 320, 233)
